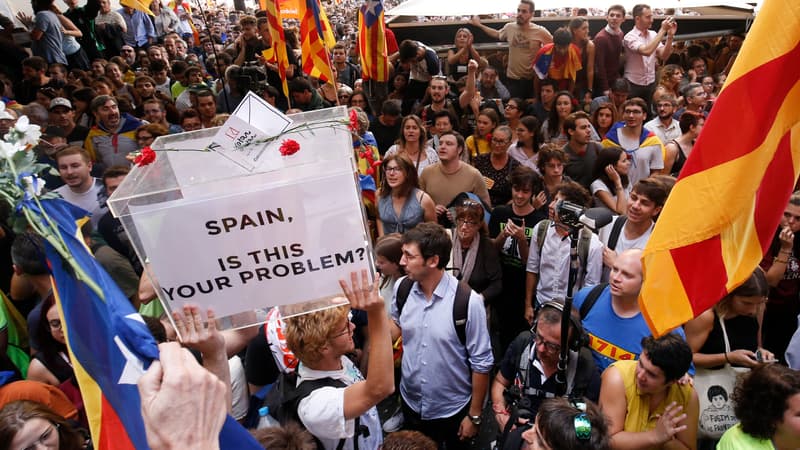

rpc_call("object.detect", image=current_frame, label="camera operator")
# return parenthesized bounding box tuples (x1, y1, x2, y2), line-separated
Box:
(491, 300, 600, 448)
(524, 181, 603, 324)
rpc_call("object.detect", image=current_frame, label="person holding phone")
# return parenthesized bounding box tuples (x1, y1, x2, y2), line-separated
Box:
(622, 6, 677, 106)
(489, 166, 548, 352)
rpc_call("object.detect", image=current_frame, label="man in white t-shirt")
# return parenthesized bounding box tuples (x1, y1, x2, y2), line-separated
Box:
(598, 177, 668, 280)
(54, 146, 108, 227)
(283, 271, 394, 450)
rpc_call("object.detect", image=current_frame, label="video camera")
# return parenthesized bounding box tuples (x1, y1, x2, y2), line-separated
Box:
(555, 201, 614, 233)
(234, 63, 269, 95)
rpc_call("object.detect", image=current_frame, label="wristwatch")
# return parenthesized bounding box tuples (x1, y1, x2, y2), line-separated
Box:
(468, 414, 482, 426)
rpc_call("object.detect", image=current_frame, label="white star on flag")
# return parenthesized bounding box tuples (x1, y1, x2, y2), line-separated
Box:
(116, 313, 147, 385)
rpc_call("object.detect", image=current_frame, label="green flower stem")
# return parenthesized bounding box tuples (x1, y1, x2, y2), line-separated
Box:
(7, 153, 106, 301)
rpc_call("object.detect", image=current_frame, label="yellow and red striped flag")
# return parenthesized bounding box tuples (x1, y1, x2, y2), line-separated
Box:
(262, 0, 291, 99)
(639, 0, 800, 336)
(298, 0, 335, 84)
(358, 0, 390, 82)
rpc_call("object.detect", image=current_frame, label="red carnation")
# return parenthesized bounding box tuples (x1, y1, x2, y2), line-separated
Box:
(348, 109, 359, 133)
(134, 146, 156, 167)
(485, 133, 493, 142)
(279, 139, 301, 156)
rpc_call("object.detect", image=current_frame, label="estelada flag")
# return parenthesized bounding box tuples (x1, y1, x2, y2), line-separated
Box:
(37, 199, 263, 449)
(358, 0, 390, 82)
(299, 0, 335, 84)
(639, 0, 800, 336)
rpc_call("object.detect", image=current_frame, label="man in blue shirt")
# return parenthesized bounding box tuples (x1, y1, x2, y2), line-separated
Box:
(119, 5, 156, 49)
(390, 223, 493, 449)
(573, 248, 690, 371)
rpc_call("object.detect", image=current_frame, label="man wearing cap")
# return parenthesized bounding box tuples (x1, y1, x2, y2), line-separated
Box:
(48, 97, 89, 147)
(84, 95, 144, 170)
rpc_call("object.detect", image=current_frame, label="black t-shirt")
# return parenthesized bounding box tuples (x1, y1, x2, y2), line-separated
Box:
(369, 117, 401, 156)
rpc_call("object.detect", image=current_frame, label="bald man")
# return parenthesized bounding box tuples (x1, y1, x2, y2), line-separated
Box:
(573, 249, 690, 370)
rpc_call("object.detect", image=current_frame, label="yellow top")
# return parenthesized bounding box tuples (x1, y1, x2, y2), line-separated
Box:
(613, 360, 694, 434)
(466, 135, 491, 159)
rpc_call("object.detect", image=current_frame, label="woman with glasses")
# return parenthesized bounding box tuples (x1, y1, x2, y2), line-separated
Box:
(385, 115, 438, 176)
(377, 154, 435, 236)
(0, 400, 89, 450)
(473, 125, 520, 206)
(504, 98, 525, 142)
(466, 108, 500, 162)
(27, 296, 74, 389)
(452, 200, 502, 307)
(664, 111, 704, 176)
(134, 123, 167, 150)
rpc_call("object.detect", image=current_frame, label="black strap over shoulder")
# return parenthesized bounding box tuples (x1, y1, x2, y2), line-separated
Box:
(452, 281, 472, 346)
(396, 277, 472, 346)
(579, 283, 609, 320)
(607, 216, 628, 251)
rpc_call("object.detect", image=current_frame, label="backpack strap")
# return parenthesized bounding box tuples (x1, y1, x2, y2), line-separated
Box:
(579, 283, 608, 320)
(515, 331, 534, 388)
(535, 219, 552, 256)
(607, 216, 628, 251)
(292, 377, 350, 449)
(395, 277, 414, 316)
(453, 281, 472, 346)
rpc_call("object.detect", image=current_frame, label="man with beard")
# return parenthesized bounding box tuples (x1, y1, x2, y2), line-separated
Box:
(142, 98, 182, 134)
(562, 111, 601, 188)
(84, 95, 144, 170)
(470, 0, 552, 100)
(54, 146, 108, 227)
(644, 94, 680, 145)
(416, 60, 476, 136)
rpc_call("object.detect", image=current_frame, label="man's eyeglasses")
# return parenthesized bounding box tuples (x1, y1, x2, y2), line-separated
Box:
(534, 334, 560, 353)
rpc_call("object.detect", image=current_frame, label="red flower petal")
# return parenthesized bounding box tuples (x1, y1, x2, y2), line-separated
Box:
(135, 146, 156, 167)
(279, 139, 301, 156)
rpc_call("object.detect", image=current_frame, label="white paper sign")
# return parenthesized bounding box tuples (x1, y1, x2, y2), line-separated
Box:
(129, 172, 370, 318)
(208, 92, 293, 170)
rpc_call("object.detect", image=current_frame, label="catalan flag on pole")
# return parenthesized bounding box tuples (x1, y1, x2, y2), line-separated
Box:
(358, 0, 390, 82)
(639, 0, 800, 336)
(299, 0, 335, 84)
(262, 0, 291, 99)
(36, 198, 262, 450)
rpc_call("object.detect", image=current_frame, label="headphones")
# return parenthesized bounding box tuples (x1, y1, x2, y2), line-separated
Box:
(532, 300, 588, 352)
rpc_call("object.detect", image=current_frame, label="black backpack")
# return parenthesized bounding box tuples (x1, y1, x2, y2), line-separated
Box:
(395, 276, 472, 345)
(246, 371, 355, 450)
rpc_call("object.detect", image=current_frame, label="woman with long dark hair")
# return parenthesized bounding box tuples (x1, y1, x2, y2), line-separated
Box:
(376, 153, 435, 236)
(509, 115, 542, 172)
(541, 91, 575, 146)
(590, 146, 631, 214)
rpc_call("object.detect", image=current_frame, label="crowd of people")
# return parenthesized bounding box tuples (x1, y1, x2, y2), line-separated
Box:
(0, 0, 798, 449)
